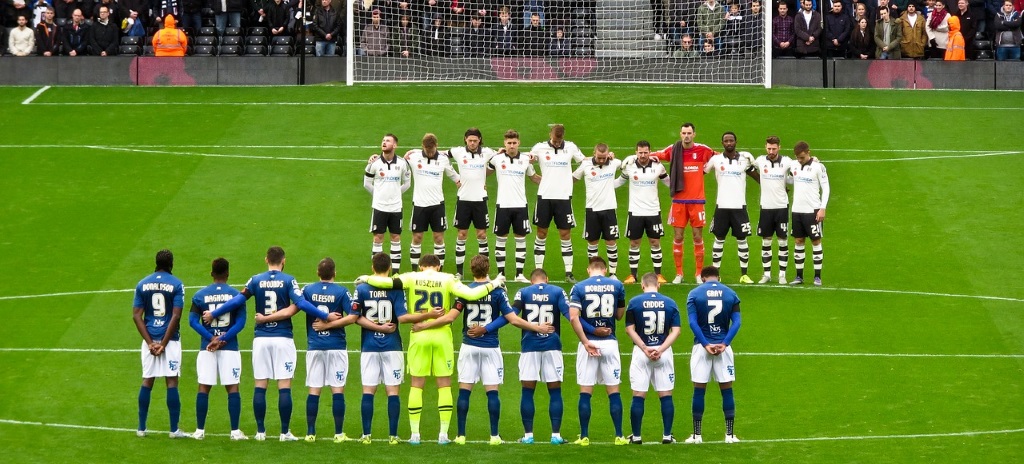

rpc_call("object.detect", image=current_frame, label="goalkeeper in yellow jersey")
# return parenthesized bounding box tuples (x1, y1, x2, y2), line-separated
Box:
(359, 254, 505, 445)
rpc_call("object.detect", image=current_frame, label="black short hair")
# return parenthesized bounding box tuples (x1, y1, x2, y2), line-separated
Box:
(266, 246, 285, 265)
(636, 140, 651, 149)
(465, 127, 482, 140)
(420, 254, 441, 268)
(155, 249, 174, 273)
(371, 252, 390, 274)
(722, 131, 737, 142)
(317, 257, 336, 280)
(700, 266, 720, 280)
(211, 257, 229, 278)
(681, 122, 695, 131)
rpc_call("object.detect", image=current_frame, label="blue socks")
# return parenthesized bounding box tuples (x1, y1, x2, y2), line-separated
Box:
(332, 393, 345, 435)
(195, 392, 209, 430)
(578, 393, 592, 438)
(457, 389, 472, 436)
(609, 392, 623, 437)
(306, 394, 320, 435)
(361, 393, 374, 435)
(660, 395, 674, 436)
(166, 387, 180, 432)
(228, 392, 241, 431)
(279, 388, 292, 434)
(254, 387, 267, 434)
(137, 385, 152, 431)
(549, 387, 562, 433)
(722, 387, 735, 436)
(487, 390, 500, 437)
(387, 395, 400, 436)
(630, 395, 644, 438)
(692, 387, 706, 435)
(521, 387, 535, 433)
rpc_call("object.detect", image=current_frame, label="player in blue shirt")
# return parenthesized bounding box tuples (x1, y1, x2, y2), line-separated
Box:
(623, 273, 682, 445)
(131, 249, 187, 438)
(449, 256, 552, 445)
(188, 258, 247, 441)
(511, 268, 586, 445)
(351, 253, 427, 445)
(684, 266, 742, 444)
(203, 246, 334, 442)
(263, 258, 358, 443)
(568, 257, 628, 446)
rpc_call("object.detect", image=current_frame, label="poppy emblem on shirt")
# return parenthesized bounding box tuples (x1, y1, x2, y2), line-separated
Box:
(591, 171, 597, 176)
(633, 175, 639, 180)
(417, 164, 422, 169)
(545, 155, 551, 160)
(379, 171, 386, 176)
(720, 166, 725, 171)
(463, 159, 468, 164)
(501, 164, 507, 169)
(764, 168, 769, 174)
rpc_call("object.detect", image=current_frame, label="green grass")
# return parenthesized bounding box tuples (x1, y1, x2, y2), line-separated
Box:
(1, 84, 1023, 463)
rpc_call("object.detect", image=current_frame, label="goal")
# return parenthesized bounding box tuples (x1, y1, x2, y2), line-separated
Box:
(344, 1, 770, 86)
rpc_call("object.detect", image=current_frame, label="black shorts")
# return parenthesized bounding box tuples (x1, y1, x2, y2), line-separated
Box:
(625, 213, 664, 240)
(410, 202, 447, 233)
(757, 208, 789, 238)
(493, 206, 532, 236)
(453, 199, 489, 230)
(533, 197, 576, 230)
(370, 209, 403, 235)
(710, 207, 752, 239)
(791, 211, 822, 240)
(583, 208, 620, 241)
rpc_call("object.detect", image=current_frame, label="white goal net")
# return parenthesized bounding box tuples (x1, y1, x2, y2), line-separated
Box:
(345, 0, 768, 85)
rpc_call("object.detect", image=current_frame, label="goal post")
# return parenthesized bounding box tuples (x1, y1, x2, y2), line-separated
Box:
(345, 1, 770, 87)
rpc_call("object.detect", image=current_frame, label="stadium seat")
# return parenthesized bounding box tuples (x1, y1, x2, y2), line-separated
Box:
(199, 27, 217, 36)
(181, 27, 194, 37)
(974, 40, 993, 60)
(118, 44, 142, 56)
(222, 35, 242, 46)
(302, 45, 315, 55)
(219, 44, 241, 56)
(247, 27, 268, 37)
(202, 16, 216, 27)
(245, 35, 268, 46)
(143, 45, 154, 56)
(196, 35, 218, 47)
(270, 45, 294, 56)
(121, 36, 143, 46)
(303, 36, 315, 46)
(225, 27, 242, 36)
(193, 45, 217, 56)
(271, 36, 294, 46)
(244, 45, 267, 56)
(56, 18, 67, 26)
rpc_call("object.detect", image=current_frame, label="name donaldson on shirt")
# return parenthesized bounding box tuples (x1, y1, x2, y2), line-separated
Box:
(142, 283, 176, 292)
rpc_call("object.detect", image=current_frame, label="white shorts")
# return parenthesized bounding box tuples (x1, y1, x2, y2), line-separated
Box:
(140, 340, 182, 378)
(252, 337, 297, 380)
(306, 349, 349, 388)
(360, 351, 405, 387)
(629, 345, 675, 392)
(689, 344, 736, 384)
(196, 350, 242, 386)
(575, 339, 622, 387)
(518, 350, 564, 383)
(457, 344, 504, 385)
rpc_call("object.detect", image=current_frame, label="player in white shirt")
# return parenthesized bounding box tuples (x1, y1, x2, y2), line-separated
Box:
(789, 141, 830, 286)
(489, 130, 541, 282)
(530, 124, 586, 282)
(752, 136, 794, 285)
(364, 134, 411, 274)
(703, 132, 759, 284)
(448, 128, 497, 279)
(614, 140, 671, 284)
(407, 133, 461, 271)
(572, 144, 623, 278)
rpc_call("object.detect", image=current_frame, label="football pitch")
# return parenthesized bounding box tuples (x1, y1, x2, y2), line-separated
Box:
(1, 84, 1022, 463)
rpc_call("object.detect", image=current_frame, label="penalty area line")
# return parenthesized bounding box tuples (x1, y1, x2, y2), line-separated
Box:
(21, 86, 50, 105)
(1, 418, 1021, 445)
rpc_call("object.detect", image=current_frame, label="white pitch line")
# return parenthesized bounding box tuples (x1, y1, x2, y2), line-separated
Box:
(20, 101, 1024, 111)
(1, 347, 1021, 358)
(1, 418, 1021, 446)
(83, 145, 363, 163)
(2, 282, 1021, 303)
(21, 86, 50, 105)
